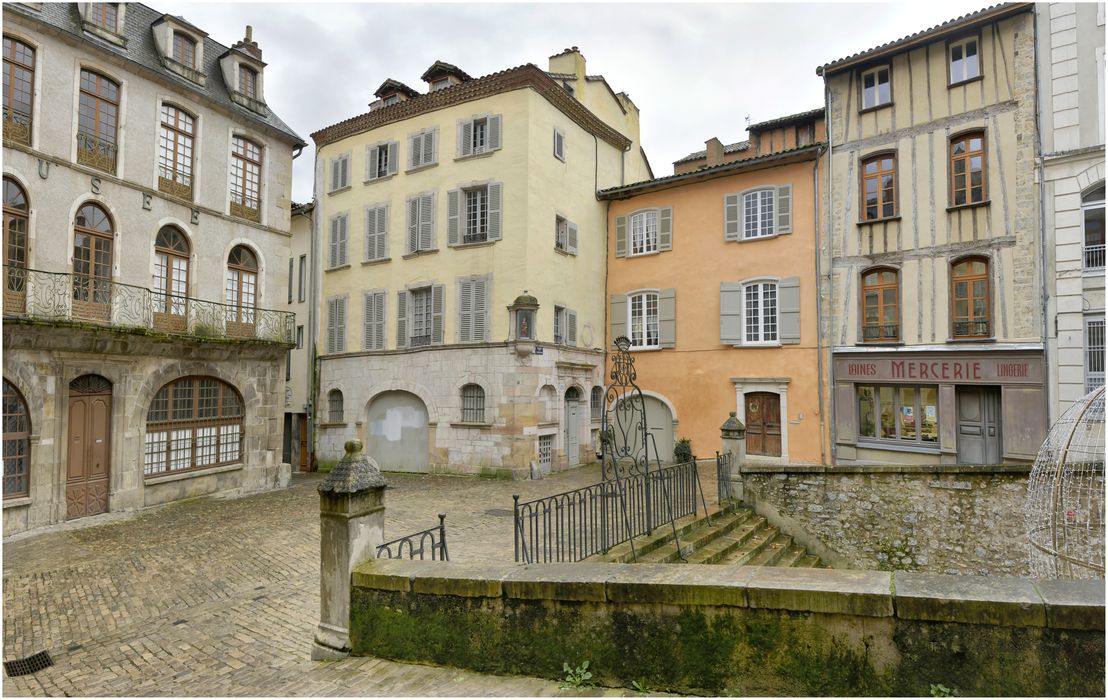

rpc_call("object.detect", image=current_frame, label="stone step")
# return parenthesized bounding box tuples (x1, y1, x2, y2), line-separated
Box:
(596, 504, 749, 564)
(775, 543, 807, 568)
(684, 516, 767, 565)
(795, 553, 822, 569)
(635, 509, 755, 564)
(746, 533, 793, 567)
(717, 526, 779, 566)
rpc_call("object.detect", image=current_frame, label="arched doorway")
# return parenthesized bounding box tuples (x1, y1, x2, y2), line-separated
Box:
(366, 391, 429, 472)
(153, 226, 190, 332)
(67, 374, 112, 519)
(612, 394, 675, 464)
(564, 387, 581, 466)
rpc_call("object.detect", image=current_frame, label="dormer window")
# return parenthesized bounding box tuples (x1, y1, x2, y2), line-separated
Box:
(88, 3, 119, 32)
(383, 94, 400, 106)
(172, 32, 196, 68)
(239, 65, 258, 100)
(431, 78, 451, 92)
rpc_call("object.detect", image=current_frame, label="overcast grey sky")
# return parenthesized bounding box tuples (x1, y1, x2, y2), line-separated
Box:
(170, 1, 986, 202)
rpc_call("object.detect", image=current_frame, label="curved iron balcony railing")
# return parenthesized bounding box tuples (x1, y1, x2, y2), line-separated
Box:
(3, 265, 294, 345)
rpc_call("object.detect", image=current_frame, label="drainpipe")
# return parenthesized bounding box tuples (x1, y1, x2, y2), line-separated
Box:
(824, 85, 838, 465)
(302, 202, 317, 470)
(813, 144, 827, 465)
(1032, 7, 1052, 424)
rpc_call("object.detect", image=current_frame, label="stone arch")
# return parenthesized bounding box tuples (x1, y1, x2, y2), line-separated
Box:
(133, 360, 254, 428)
(364, 380, 439, 424)
(457, 373, 493, 423)
(365, 390, 430, 473)
(1, 366, 43, 441)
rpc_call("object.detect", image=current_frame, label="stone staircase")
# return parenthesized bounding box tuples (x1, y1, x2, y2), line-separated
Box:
(588, 502, 827, 568)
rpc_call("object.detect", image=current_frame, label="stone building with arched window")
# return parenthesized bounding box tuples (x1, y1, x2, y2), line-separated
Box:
(1, 3, 304, 535)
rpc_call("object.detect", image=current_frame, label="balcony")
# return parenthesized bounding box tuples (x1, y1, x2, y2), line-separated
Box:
(158, 166, 193, 201)
(3, 106, 32, 146)
(953, 320, 990, 339)
(862, 323, 899, 342)
(76, 132, 118, 174)
(1084, 244, 1105, 271)
(3, 266, 294, 345)
(229, 191, 261, 223)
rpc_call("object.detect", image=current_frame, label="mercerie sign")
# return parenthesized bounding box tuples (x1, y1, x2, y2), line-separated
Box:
(837, 355, 1043, 384)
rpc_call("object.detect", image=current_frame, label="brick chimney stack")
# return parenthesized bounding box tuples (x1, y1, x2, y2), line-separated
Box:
(233, 24, 263, 60)
(705, 137, 725, 167)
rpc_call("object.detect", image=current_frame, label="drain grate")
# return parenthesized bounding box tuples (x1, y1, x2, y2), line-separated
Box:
(4, 651, 53, 678)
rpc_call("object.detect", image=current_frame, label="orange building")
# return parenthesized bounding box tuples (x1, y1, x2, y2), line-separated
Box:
(598, 110, 829, 465)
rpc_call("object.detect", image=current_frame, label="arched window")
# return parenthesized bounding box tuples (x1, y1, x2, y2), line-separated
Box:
(328, 389, 343, 423)
(3, 177, 28, 313)
(153, 226, 189, 330)
(144, 376, 243, 475)
(225, 245, 257, 336)
(1082, 183, 1105, 271)
(230, 136, 262, 222)
(951, 257, 990, 338)
(158, 104, 195, 199)
(861, 268, 899, 341)
(3, 379, 30, 498)
(860, 153, 897, 221)
(591, 386, 603, 421)
(950, 131, 986, 207)
(171, 32, 196, 68)
(461, 384, 484, 423)
(3, 35, 35, 145)
(72, 202, 113, 322)
(77, 69, 120, 173)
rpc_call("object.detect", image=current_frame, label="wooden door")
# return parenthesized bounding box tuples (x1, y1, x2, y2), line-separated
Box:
(745, 392, 781, 457)
(66, 376, 111, 519)
(298, 414, 308, 471)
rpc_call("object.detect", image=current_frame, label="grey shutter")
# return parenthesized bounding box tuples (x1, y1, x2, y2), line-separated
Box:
(326, 298, 336, 352)
(408, 135, 419, 169)
(459, 120, 473, 157)
(387, 141, 398, 176)
(720, 282, 744, 345)
(779, 276, 801, 344)
(396, 290, 408, 348)
(474, 276, 487, 341)
(447, 189, 460, 246)
(407, 198, 419, 253)
(329, 217, 339, 268)
(488, 114, 502, 150)
(610, 293, 627, 343)
(658, 288, 676, 349)
(336, 296, 346, 351)
(776, 185, 792, 234)
(288, 258, 294, 303)
(367, 145, 379, 180)
(364, 292, 375, 349)
(724, 193, 741, 241)
(431, 283, 444, 344)
(419, 193, 434, 250)
(376, 205, 389, 259)
(487, 182, 502, 241)
(658, 207, 673, 251)
(458, 278, 473, 343)
(615, 215, 627, 257)
(567, 309, 577, 346)
(567, 221, 578, 254)
(426, 128, 437, 164)
(338, 214, 348, 266)
(340, 156, 349, 188)
(365, 208, 377, 261)
(331, 158, 340, 190)
(374, 292, 386, 349)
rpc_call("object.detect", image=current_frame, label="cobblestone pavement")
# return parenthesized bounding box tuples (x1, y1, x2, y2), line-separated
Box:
(3, 462, 715, 696)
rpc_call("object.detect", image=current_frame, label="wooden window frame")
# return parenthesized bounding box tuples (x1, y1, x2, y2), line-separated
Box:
(3, 35, 35, 146)
(856, 384, 939, 446)
(226, 245, 258, 331)
(950, 255, 991, 339)
(860, 267, 900, 342)
(172, 31, 197, 69)
(461, 384, 485, 423)
(947, 35, 982, 87)
(3, 378, 30, 498)
(858, 64, 892, 112)
(3, 177, 29, 314)
(77, 69, 120, 174)
(948, 130, 987, 208)
(87, 3, 119, 33)
(153, 226, 190, 328)
(158, 104, 195, 200)
(71, 202, 114, 321)
(230, 136, 263, 222)
(627, 290, 660, 349)
(859, 151, 898, 222)
(144, 376, 244, 477)
(239, 64, 258, 100)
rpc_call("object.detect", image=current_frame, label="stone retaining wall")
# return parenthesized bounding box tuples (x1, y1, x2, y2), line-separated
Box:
(350, 559, 1104, 696)
(736, 464, 1031, 575)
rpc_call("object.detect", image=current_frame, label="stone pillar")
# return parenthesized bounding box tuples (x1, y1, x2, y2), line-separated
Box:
(720, 412, 746, 500)
(312, 439, 387, 660)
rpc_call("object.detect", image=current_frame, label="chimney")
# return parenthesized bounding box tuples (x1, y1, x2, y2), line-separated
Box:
(548, 46, 586, 81)
(233, 24, 263, 60)
(705, 137, 725, 167)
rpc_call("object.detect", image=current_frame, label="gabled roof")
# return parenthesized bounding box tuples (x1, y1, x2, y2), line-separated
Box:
(817, 3, 1033, 76)
(5, 2, 304, 146)
(601, 143, 823, 200)
(748, 107, 824, 132)
(420, 60, 473, 83)
(374, 79, 420, 99)
(312, 64, 632, 151)
(673, 141, 749, 165)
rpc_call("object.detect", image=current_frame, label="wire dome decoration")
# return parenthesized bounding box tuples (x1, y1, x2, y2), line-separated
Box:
(1024, 385, 1105, 579)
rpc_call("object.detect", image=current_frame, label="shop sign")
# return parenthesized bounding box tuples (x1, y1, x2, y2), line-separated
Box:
(837, 355, 1043, 384)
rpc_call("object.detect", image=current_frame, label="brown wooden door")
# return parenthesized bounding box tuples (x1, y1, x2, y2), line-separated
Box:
(745, 392, 781, 457)
(298, 414, 308, 471)
(66, 377, 111, 519)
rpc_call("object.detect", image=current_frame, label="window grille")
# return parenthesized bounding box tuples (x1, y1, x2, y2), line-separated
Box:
(461, 384, 485, 423)
(328, 389, 344, 423)
(1087, 318, 1105, 392)
(410, 287, 433, 347)
(591, 386, 603, 421)
(538, 434, 553, 472)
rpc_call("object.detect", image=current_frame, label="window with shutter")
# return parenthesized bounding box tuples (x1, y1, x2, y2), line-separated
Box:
(566, 309, 577, 346)
(458, 278, 474, 343)
(409, 287, 432, 347)
(328, 214, 348, 268)
(473, 276, 487, 341)
(743, 189, 775, 239)
(554, 306, 566, 344)
(330, 154, 350, 191)
(629, 210, 659, 256)
(627, 292, 659, 349)
(459, 115, 502, 157)
(431, 283, 444, 345)
(724, 194, 741, 241)
(409, 129, 438, 169)
(742, 281, 778, 344)
(553, 128, 565, 161)
(326, 297, 347, 352)
(407, 193, 435, 253)
(364, 290, 386, 350)
(456, 276, 488, 343)
(555, 216, 569, 252)
(396, 289, 408, 348)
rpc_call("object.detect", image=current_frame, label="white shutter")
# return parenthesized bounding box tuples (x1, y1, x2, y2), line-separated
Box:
(567, 221, 578, 254)
(724, 193, 741, 241)
(326, 298, 336, 352)
(447, 189, 461, 246)
(567, 309, 577, 346)
(408, 134, 419, 169)
(487, 182, 502, 241)
(459, 120, 473, 157)
(338, 214, 348, 266)
(458, 278, 473, 343)
(387, 141, 398, 176)
(419, 192, 435, 250)
(488, 114, 502, 150)
(431, 283, 444, 344)
(376, 204, 389, 260)
(425, 128, 437, 164)
(396, 289, 408, 348)
(336, 296, 346, 351)
(331, 158, 340, 191)
(367, 146, 379, 180)
(474, 276, 488, 341)
(365, 207, 378, 261)
(407, 197, 419, 253)
(340, 156, 349, 188)
(329, 217, 340, 268)
(364, 291, 376, 349)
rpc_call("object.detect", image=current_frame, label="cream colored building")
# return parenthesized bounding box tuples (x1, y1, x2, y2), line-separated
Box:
(2, 3, 304, 535)
(1036, 2, 1105, 418)
(310, 49, 650, 475)
(820, 3, 1046, 465)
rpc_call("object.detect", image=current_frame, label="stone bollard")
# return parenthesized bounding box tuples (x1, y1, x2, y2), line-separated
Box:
(312, 439, 387, 660)
(720, 412, 746, 500)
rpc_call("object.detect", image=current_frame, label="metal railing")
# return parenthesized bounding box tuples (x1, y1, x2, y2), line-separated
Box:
(3, 265, 294, 344)
(862, 323, 899, 341)
(953, 320, 990, 338)
(3, 106, 32, 146)
(1084, 244, 1105, 271)
(376, 514, 449, 560)
(513, 459, 703, 564)
(716, 451, 735, 504)
(76, 131, 118, 174)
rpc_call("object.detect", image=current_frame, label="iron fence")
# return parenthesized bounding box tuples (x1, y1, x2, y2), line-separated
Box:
(716, 451, 735, 504)
(376, 514, 449, 561)
(513, 460, 703, 564)
(4, 265, 294, 344)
